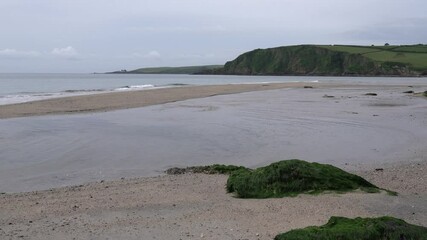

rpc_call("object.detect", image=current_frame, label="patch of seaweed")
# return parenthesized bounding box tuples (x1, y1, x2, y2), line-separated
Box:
(226, 160, 380, 198)
(165, 164, 247, 175)
(274, 216, 427, 240)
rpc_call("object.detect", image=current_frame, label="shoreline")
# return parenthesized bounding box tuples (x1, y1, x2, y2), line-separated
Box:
(1, 82, 426, 239)
(1, 82, 427, 193)
(0, 82, 310, 119)
(1, 82, 425, 119)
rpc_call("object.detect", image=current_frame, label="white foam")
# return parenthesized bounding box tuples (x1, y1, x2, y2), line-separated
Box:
(114, 84, 155, 91)
(0, 91, 106, 106)
(0, 93, 61, 105)
(0, 85, 162, 105)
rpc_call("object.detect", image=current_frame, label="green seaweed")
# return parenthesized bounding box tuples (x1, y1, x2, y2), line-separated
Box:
(275, 216, 427, 240)
(165, 164, 247, 175)
(226, 160, 380, 198)
(188, 164, 247, 174)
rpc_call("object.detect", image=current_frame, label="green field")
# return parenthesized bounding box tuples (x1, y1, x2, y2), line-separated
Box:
(321, 44, 427, 71)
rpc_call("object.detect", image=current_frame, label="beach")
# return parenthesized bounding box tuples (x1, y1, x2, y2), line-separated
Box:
(0, 162, 426, 240)
(1, 82, 427, 239)
(0, 82, 316, 119)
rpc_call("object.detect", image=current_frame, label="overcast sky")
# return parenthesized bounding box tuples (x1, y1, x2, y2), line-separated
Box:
(0, 0, 426, 73)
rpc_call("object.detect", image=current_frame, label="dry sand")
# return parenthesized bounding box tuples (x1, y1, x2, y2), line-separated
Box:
(1, 82, 427, 239)
(0, 161, 426, 240)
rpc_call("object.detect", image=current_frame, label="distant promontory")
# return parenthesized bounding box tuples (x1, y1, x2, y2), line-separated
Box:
(109, 65, 223, 75)
(109, 44, 427, 76)
(201, 44, 427, 76)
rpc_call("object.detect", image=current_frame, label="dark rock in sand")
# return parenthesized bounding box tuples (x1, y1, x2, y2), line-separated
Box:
(165, 167, 187, 175)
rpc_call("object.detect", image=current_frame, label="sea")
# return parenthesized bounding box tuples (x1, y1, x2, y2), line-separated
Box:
(1, 73, 425, 105)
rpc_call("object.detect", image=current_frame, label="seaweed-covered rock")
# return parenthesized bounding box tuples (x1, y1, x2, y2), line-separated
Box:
(226, 160, 379, 198)
(275, 216, 427, 240)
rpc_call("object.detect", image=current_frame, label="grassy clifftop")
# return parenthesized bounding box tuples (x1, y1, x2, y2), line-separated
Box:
(205, 44, 427, 76)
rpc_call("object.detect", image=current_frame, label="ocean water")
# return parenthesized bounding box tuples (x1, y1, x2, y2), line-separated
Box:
(1, 73, 425, 105)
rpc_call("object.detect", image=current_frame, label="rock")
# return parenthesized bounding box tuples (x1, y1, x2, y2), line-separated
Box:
(403, 90, 414, 94)
(165, 167, 187, 175)
(303, 86, 313, 89)
(375, 168, 384, 171)
(365, 93, 377, 96)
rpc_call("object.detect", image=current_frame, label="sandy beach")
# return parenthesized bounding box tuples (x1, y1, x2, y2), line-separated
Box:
(1, 82, 427, 239)
(0, 161, 426, 240)
(0, 82, 320, 119)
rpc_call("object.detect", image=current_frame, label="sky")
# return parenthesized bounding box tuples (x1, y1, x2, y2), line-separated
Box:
(0, 0, 426, 73)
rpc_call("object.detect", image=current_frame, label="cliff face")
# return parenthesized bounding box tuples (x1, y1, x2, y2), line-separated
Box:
(208, 45, 419, 76)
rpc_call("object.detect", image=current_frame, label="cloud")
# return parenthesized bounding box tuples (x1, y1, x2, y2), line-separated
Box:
(51, 46, 79, 59)
(177, 53, 215, 59)
(145, 50, 161, 58)
(337, 17, 427, 44)
(127, 26, 190, 33)
(132, 50, 161, 58)
(0, 48, 40, 59)
(126, 25, 227, 33)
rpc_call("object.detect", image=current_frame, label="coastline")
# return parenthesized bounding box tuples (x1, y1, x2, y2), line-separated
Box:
(1, 82, 427, 192)
(1, 81, 425, 119)
(0, 82, 313, 119)
(1, 82, 427, 239)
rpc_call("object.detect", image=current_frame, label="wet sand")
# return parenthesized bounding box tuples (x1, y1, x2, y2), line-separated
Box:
(1, 82, 427, 239)
(0, 82, 321, 119)
(1, 83, 427, 192)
